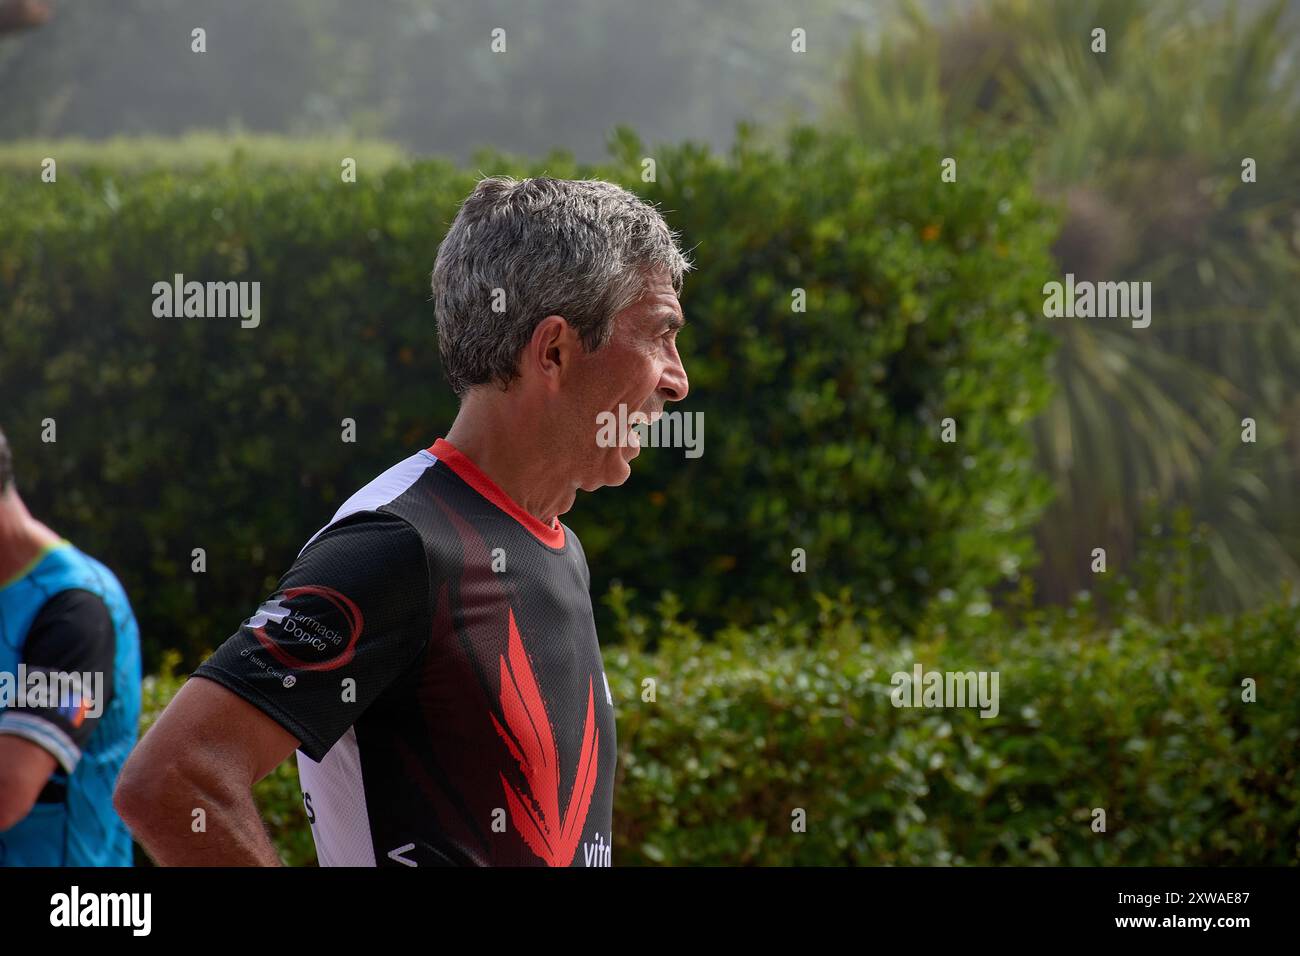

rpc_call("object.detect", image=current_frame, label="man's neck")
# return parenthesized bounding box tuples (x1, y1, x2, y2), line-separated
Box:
(0, 493, 63, 587)
(443, 394, 568, 525)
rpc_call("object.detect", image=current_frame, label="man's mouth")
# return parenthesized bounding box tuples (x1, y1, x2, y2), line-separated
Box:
(606, 403, 661, 461)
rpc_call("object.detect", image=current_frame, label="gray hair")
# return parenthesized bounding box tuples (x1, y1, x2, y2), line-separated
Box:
(431, 176, 694, 396)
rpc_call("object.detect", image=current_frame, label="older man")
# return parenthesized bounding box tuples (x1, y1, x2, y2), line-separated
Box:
(115, 176, 692, 866)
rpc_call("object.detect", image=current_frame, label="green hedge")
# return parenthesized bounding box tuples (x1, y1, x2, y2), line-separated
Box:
(137, 581, 1300, 866)
(0, 133, 408, 174)
(607, 592, 1300, 865)
(0, 126, 1057, 664)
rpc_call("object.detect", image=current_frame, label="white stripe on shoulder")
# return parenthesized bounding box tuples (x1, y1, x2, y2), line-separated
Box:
(0, 712, 82, 773)
(299, 450, 438, 556)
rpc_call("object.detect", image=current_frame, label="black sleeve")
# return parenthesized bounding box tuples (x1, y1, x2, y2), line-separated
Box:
(193, 511, 432, 762)
(0, 589, 116, 773)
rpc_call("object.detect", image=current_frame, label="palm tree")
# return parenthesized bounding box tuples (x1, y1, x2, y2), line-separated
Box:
(826, 0, 1300, 610)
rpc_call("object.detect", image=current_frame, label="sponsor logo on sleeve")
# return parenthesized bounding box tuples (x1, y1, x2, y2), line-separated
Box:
(245, 585, 364, 673)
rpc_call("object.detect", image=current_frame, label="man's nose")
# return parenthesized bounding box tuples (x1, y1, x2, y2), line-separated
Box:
(658, 350, 689, 404)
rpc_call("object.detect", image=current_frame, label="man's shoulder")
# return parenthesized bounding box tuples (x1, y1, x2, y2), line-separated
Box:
(295, 507, 426, 572)
(558, 522, 592, 591)
(21, 587, 115, 670)
(30, 586, 111, 630)
(559, 522, 587, 558)
(299, 449, 443, 555)
(20, 544, 134, 627)
(67, 547, 136, 613)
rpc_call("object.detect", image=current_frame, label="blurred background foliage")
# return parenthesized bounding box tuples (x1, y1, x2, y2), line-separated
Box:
(0, 132, 409, 173)
(0, 0, 881, 162)
(2, 0, 1299, 865)
(828, 0, 1300, 610)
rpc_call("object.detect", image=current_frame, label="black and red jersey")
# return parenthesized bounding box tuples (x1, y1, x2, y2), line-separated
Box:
(194, 438, 617, 867)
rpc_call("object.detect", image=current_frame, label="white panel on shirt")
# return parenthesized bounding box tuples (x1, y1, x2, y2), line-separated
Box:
(296, 726, 376, 866)
(299, 449, 438, 556)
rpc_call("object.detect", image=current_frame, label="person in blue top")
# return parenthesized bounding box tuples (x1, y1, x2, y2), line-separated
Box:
(0, 426, 141, 865)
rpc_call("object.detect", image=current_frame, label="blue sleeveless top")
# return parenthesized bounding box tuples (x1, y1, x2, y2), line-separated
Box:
(0, 542, 141, 866)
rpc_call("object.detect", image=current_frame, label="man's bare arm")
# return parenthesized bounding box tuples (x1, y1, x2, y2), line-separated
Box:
(0, 736, 57, 831)
(114, 676, 300, 866)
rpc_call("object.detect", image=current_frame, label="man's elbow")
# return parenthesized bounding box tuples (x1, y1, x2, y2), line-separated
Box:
(113, 745, 169, 835)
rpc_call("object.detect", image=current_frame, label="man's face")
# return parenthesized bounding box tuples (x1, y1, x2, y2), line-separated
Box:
(563, 269, 689, 494)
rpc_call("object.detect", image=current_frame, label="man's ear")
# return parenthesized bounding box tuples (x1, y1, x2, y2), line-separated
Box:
(527, 315, 575, 388)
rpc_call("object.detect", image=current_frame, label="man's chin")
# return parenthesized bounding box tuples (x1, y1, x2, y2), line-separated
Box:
(577, 456, 632, 493)
(608, 454, 634, 486)
(606, 452, 636, 487)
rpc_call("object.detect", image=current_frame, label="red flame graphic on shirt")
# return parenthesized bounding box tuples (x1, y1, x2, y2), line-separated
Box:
(490, 608, 599, 867)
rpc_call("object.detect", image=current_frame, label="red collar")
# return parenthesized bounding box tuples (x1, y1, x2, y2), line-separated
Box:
(428, 438, 566, 549)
